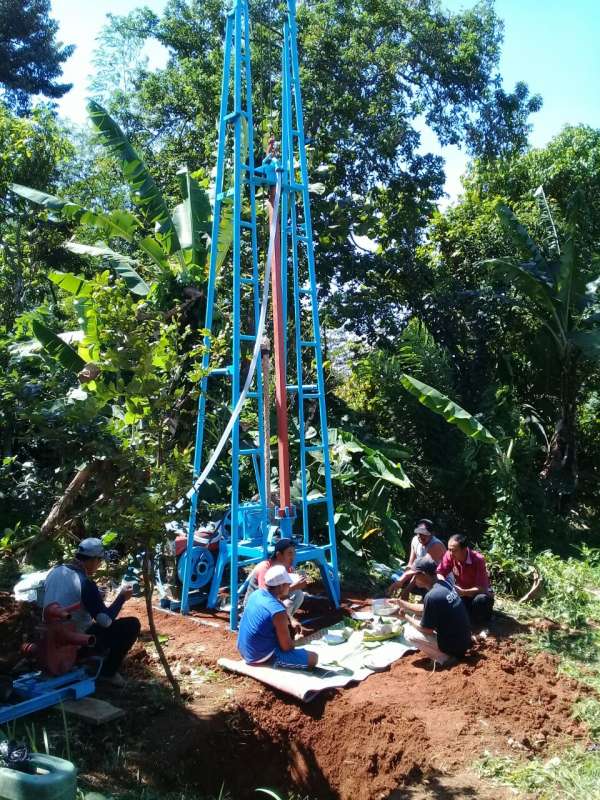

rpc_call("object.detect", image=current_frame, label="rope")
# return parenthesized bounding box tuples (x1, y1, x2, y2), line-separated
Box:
(183, 171, 282, 503)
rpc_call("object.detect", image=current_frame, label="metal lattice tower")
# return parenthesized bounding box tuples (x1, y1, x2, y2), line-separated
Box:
(181, 0, 340, 629)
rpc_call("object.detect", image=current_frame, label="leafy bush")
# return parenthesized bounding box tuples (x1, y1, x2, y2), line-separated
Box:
(482, 511, 533, 597)
(533, 550, 600, 627)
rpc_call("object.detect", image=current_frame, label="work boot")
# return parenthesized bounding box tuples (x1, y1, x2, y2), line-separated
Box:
(99, 672, 127, 688)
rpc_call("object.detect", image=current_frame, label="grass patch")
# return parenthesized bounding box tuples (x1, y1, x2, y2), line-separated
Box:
(478, 555, 600, 799)
(479, 748, 600, 800)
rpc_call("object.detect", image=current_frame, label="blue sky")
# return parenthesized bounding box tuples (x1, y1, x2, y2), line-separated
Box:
(51, 0, 600, 200)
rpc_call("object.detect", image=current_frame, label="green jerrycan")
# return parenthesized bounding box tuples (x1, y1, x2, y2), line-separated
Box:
(0, 753, 77, 800)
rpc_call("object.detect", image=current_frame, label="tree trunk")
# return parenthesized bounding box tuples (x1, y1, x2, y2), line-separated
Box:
(40, 462, 99, 537)
(541, 355, 578, 509)
(142, 550, 181, 702)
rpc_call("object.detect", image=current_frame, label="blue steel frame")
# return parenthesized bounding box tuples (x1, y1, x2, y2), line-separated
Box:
(182, 0, 340, 629)
(0, 668, 96, 725)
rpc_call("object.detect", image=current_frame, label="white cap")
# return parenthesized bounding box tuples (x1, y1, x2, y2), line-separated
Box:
(264, 565, 293, 587)
(76, 537, 105, 558)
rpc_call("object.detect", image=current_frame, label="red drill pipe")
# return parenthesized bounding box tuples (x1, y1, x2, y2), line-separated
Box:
(267, 187, 292, 516)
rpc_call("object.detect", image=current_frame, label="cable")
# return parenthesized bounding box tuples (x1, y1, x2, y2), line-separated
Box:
(183, 171, 282, 503)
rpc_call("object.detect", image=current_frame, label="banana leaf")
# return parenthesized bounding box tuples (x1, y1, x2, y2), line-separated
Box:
(32, 319, 87, 372)
(482, 257, 559, 320)
(173, 166, 211, 272)
(569, 329, 600, 360)
(400, 374, 496, 445)
(11, 183, 142, 243)
(213, 201, 234, 272)
(48, 271, 93, 297)
(496, 203, 548, 272)
(64, 241, 151, 295)
(88, 101, 180, 256)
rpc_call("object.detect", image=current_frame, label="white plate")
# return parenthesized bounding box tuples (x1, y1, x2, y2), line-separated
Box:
(350, 610, 373, 621)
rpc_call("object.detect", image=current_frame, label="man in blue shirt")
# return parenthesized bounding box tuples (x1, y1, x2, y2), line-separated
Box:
(397, 556, 471, 668)
(44, 538, 140, 687)
(237, 565, 318, 669)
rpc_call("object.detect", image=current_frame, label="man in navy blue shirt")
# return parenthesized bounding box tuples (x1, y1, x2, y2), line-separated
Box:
(396, 556, 471, 668)
(44, 538, 140, 687)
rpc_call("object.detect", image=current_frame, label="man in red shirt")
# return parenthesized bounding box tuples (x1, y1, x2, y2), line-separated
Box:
(436, 534, 494, 625)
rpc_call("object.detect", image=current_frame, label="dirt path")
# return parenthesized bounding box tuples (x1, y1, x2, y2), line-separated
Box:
(105, 598, 588, 799)
(0, 593, 590, 799)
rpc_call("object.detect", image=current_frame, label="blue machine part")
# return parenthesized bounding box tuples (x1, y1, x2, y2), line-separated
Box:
(177, 547, 215, 590)
(0, 668, 96, 725)
(181, 0, 341, 629)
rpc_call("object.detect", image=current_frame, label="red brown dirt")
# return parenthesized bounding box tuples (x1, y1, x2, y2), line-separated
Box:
(0, 592, 39, 671)
(0, 591, 590, 799)
(103, 598, 589, 800)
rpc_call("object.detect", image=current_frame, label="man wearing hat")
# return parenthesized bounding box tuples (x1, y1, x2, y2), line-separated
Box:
(387, 519, 446, 599)
(237, 565, 318, 669)
(43, 538, 140, 687)
(395, 556, 471, 668)
(243, 538, 307, 630)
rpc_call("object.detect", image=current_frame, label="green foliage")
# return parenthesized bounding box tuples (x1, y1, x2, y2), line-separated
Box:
(479, 749, 600, 800)
(400, 374, 497, 444)
(31, 318, 87, 372)
(0, 0, 74, 113)
(313, 429, 411, 562)
(533, 550, 600, 627)
(482, 512, 532, 597)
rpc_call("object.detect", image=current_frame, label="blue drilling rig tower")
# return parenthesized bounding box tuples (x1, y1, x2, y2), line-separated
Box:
(179, 0, 340, 629)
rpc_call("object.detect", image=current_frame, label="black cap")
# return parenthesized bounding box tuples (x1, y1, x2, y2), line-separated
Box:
(271, 538, 296, 556)
(414, 519, 434, 535)
(412, 556, 437, 577)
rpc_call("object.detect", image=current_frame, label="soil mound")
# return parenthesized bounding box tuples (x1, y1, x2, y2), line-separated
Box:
(114, 601, 588, 800)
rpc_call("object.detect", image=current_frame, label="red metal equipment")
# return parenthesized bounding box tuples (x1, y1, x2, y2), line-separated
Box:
(22, 603, 95, 677)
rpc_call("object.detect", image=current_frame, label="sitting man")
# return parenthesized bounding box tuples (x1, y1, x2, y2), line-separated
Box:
(43, 538, 140, 687)
(436, 533, 494, 626)
(396, 557, 471, 668)
(238, 565, 318, 669)
(244, 538, 307, 630)
(387, 519, 446, 599)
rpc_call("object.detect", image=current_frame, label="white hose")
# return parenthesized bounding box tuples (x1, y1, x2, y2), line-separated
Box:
(183, 172, 282, 503)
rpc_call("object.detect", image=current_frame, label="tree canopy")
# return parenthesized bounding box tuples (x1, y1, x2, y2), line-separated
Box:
(0, 0, 74, 113)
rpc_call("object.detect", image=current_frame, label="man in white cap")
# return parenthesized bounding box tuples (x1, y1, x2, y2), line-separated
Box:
(43, 538, 140, 687)
(387, 519, 446, 599)
(237, 564, 318, 669)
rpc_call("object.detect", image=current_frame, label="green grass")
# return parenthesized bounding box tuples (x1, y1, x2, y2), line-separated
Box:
(478, 561, 600, 800)
(479, 748, 600, 800)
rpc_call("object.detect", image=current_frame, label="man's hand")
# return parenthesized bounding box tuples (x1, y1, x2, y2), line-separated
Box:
(119, 584, 134, 601)
(291, 620, 303, 638)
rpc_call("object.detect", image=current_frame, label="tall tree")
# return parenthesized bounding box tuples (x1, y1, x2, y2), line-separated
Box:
(100, 0, 541, 339)
(0, 0, 74, 113)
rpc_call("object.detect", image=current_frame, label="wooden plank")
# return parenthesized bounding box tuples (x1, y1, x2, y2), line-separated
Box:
(58, 697, 125, 725)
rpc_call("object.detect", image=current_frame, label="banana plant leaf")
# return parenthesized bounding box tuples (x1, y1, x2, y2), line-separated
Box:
(32, 319, 87, 372)
(482, 257, 559, 320)
(73, 298, 99, 361)
(362, 450, 412, 489)
(173, 166, 211, 272)
(11, 183, 142, 243)
(64, 241, 151, 295)
(48, 271, 93, 297)
(569, 329, 600, 360)
(88, 101, 180, 256)
(496, 203, 548, 272)
(213, 201, 234, 272)
(400, 374, 497, 445)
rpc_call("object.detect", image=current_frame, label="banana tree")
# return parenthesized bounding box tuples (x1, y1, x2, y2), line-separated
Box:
(9, 101, 233, 377)
(482, 190, 600, 502)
